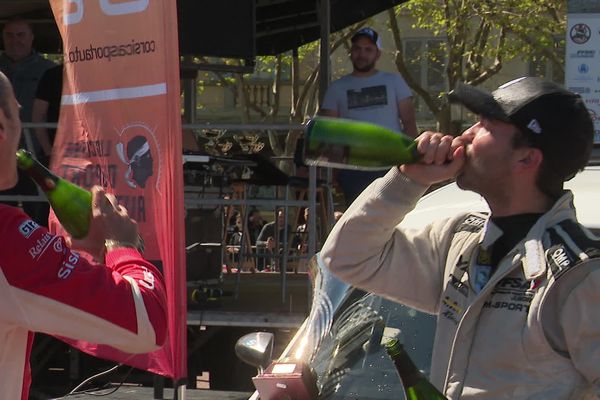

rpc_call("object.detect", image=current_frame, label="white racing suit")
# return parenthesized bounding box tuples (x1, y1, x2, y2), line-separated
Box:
(321, 168, 600, 399)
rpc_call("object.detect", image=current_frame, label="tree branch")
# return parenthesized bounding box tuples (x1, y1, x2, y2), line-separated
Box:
(388, 8, 440, 114)
(467, 27, 505, 86)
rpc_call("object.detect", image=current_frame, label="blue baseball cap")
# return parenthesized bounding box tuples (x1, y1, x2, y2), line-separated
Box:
(351, 27, 382, 49)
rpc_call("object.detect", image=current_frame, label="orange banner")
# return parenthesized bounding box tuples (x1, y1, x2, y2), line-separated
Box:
(49, 0, 186, 380)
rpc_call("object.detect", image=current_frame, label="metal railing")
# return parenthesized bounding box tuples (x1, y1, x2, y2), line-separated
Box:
(182, 122, 333, 307)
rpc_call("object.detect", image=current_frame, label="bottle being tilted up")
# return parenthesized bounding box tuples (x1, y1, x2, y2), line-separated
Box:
(384, 339, 448, 400)
(16, 149, 92, 239)
(303, 117, 420, 170)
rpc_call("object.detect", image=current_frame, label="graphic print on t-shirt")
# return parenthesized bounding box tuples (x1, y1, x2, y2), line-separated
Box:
(347, 85, 388, 109)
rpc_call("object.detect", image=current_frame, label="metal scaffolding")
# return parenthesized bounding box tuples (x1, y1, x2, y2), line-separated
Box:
(5, 121, 335, 317)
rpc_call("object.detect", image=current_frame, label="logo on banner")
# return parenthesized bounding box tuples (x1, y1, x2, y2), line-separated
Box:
(117, 136, 153, 188)
(63, 0, 149, 25)
(570, 23, 591, 44)
(578, 63, 590, 74)
(115, 122, 161, 191)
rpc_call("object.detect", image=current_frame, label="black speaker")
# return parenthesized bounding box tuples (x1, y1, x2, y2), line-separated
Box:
(185, 208, 222, 245)
(186, 243, 222, 282)
(185, 208, 223, 281)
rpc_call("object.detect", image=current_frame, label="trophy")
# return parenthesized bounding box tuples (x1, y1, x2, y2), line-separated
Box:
(233, 132, 265, 154)
(195, 128, 228, 155)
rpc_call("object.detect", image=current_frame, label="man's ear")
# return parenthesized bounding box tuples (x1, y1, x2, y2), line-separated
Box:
(516, 147, 543, 171)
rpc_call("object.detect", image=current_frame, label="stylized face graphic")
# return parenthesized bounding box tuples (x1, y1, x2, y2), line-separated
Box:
(117, 135, 154, 189)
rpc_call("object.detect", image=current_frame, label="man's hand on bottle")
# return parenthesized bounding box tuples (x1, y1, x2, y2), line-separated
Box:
(400, 131, 466, 186)
(69, 186, 139, 261)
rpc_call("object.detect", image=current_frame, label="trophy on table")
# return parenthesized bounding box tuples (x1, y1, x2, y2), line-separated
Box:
(195, 128, 232, 155)
(233, 132, 265, 154)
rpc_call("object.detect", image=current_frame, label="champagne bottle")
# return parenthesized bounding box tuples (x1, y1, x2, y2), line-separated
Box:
(16, 149, 92, 239)
(303, 117, 420, 170)
(385, 339, 448, 400)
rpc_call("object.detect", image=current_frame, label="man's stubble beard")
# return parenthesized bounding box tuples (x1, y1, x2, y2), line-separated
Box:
(455, 149, 511, 203)
(352, 60, 376, 73)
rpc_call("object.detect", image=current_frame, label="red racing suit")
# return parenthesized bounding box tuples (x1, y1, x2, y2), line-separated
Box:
(0, 204, 168, 399)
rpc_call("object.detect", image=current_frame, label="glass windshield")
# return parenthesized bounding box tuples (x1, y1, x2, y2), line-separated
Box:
(282, 255, 437, 399)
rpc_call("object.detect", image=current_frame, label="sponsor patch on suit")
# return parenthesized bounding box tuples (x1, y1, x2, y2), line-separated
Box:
(546, 244, 575, 280)
(455, 214, 486, 233)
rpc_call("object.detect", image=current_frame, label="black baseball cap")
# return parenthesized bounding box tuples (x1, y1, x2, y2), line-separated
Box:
(351, 27, 381, 49)
(448, 77, 594, 180)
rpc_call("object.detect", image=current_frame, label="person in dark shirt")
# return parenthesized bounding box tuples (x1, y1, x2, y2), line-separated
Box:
(256, 210, 291, 271)
(0, 18, 56, 226)
(0, 18, 56, 124)
(32, 63, 63, 164)
(247, 208, 265, 245)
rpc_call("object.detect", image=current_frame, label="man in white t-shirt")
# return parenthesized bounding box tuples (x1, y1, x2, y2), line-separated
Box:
(319, 27, 418, 205)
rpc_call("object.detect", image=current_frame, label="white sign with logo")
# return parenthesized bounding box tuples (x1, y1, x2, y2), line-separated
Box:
(566, 14, 600, 143)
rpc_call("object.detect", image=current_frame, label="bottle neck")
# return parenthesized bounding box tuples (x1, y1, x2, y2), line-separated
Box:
(389, 342, 423, 387)
(23, 157, 57, 191)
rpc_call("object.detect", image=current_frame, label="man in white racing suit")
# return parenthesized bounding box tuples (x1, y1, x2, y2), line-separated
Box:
(321, 77, 600, 399)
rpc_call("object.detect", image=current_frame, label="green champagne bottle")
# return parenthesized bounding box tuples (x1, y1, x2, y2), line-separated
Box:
(16, 149, 92, 239)
(303, 117, 420, 170)
(385, 339, 448, 400)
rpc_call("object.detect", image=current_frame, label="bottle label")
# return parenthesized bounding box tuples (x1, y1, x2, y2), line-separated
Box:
(304, 142, 391, 171)
(305, 142, 350, 166)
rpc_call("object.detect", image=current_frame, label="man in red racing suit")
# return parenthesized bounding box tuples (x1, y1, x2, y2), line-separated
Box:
(0, 72, 167, 399)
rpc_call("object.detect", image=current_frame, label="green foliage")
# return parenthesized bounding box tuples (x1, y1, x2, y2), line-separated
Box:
(392, 0, 565, 131)
(398, 0, 565, 83)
